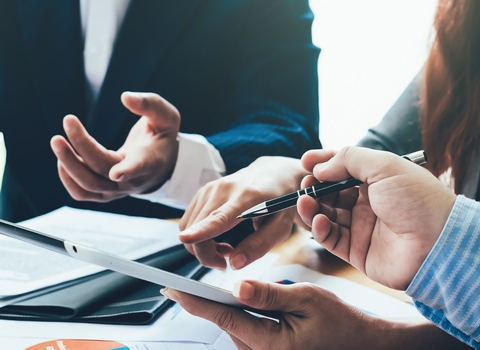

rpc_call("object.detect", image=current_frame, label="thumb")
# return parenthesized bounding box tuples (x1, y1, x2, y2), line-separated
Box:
(121, 91, 180, 130)
(311, 146, 414, 184)
(233, 280, 316, 313)
(109, 149, 152, 182)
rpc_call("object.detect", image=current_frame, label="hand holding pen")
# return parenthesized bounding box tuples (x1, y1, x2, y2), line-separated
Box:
(296, 147, 453, 290)
(238, 150, 427, 219)
(178, 156, 308, 270)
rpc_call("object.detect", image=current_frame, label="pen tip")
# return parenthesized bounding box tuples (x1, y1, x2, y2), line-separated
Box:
(236, 215, 242, 219)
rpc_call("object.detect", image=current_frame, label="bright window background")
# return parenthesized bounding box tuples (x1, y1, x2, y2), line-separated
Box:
(310, 0, 438, 149)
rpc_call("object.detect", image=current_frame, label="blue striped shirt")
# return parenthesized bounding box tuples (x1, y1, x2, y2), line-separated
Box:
(406, 195, 480, 349)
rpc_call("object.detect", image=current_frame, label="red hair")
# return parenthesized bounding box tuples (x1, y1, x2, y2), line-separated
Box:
(422, 0, 480, 193)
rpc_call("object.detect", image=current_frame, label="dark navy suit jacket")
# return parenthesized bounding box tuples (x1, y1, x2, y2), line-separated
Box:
(0, 0, 321, 222)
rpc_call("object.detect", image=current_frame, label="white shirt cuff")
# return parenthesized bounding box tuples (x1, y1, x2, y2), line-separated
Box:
(131, 133, 226, 210)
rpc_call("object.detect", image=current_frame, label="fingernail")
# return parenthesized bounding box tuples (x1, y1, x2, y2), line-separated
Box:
(63, 121, 71, 132)
(63, 115, 77, 131)
(160, 287, 178, 301)
(232, 281, 254, 300)
(230, 254, 247, 270)
(124, 91, 141, 97)
(50, 141, 60, 153)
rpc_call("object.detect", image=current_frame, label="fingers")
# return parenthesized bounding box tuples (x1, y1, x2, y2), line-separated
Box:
(57, 162, 104, 201)
(162, 287, 275, 349)
(179, 202, 240, 244)
(298, 190, 357, 227)
(191, 240, 232, 270)
(301, 149, 336, 173)
(300, 174, 318, 189)
(347, 195, 377, 273)
(121, 92, 180, 131)
(180, 201, 294, 270)
(179, 187, 249, 270)
(309, 147, 409, 185)
(297, 195, 353, 262)
(51, 135, 119, 194)
(179, 189, 203, 231)
(184, 241, 234, 270)
(311, 210, 352, 261)
(179, 206, 234, 270)
(62, 115, 121, 176)
(297, 194, 321, 227)
(109, 148, 155, 182)
(229, 210, 295, 270)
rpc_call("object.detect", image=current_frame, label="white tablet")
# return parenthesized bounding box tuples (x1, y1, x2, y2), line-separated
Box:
(0, 218, 274, 317)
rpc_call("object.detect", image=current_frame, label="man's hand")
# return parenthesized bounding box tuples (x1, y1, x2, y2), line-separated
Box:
(50, 92, 180, 202)
(178, 156, 306, 270)
(162, 280, 381, 350)
(297, 147, 456, 290)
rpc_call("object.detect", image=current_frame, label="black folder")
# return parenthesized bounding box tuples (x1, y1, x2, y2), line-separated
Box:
(0, 245, 208, 325)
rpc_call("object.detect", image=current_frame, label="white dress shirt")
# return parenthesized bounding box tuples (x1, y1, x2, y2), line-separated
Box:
(80, 0, 226, 210)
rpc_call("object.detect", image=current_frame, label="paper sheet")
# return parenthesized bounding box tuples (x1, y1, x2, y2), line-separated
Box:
(263, 264, 420, 318)
(205, 332, 238, 350)
(0, 207, 182, 297)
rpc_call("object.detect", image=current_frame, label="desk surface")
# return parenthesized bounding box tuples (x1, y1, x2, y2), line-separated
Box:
(271, 225, 411, 302)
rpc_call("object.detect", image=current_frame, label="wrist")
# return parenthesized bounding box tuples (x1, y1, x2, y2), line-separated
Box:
(370, 317, 469, 350)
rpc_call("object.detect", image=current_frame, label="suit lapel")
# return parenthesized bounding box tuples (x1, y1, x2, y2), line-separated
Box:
(89, 0, 202, 148)
(15, 0, 86, 132)
(462, 145, 480, 198)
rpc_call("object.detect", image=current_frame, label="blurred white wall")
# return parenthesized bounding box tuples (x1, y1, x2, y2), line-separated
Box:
(310, 0, 438, 149)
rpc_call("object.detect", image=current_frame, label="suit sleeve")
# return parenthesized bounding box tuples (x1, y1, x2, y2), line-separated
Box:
(357, 72, 424, 155)
(205, 0, 321, 174)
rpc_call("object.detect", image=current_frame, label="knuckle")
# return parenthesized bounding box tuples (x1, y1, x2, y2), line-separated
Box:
(259, 283, 281, 310)
(242, 187, 263, 203)
(341, 146, 357, 160)
(242, 234, 270, 256)
(208, 209, 232, 227)
(140, 95, 151, 110)
(205, 178, 233, 196)
(297, 283, 323, 305)
(212, 308, 238, 332)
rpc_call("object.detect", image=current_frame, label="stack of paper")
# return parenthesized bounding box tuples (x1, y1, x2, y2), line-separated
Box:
(0, 206, 183, 304)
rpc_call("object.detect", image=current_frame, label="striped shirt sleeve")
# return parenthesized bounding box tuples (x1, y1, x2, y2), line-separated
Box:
(406, 195, 480, 349)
